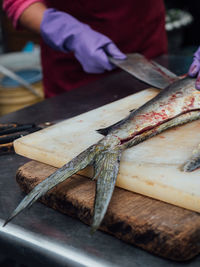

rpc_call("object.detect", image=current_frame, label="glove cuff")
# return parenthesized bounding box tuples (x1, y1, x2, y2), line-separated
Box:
(194, 47, 200, 61)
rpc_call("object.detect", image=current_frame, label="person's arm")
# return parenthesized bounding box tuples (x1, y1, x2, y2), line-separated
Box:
(3, 0, 46, 30)
(19, 2, 47, 34)
(3, 1, 126, 74)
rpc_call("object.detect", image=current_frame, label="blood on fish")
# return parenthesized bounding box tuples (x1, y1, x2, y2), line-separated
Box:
(120, 123, 162, 144)
(170, 93, 177, 100)
(188, 96, 195, 108)
(182, 96, 195, 111)
(137, 110, 168, 121)
(169, 91, 183, 101)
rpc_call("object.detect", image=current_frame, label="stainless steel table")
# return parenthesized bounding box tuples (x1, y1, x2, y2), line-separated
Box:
(0, 55, 199, 267)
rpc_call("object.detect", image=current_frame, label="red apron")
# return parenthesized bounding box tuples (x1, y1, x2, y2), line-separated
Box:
(41, 0, 167, 98)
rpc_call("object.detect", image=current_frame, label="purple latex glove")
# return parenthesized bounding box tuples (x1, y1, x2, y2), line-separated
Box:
(40, 8, 126, 73)
(188, 47, 200, 90)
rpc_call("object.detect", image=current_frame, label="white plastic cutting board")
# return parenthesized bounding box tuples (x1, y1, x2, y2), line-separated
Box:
(14, 88, 200, 213)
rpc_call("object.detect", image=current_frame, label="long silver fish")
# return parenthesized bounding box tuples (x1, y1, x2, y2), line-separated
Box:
(4, 75, 200, 231)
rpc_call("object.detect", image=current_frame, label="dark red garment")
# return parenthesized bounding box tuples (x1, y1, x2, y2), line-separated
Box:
(41, 0, 167, 98)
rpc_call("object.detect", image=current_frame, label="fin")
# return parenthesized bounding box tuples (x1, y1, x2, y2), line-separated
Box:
(91, 147, 122, 232)
(97, 109, 136, 136)
(181, 147, 200, 172)
(3, 144, 98, 226)
(109, 53, 178, 89)
(97, 118, 126, 136)
(4, 138, 122, 232)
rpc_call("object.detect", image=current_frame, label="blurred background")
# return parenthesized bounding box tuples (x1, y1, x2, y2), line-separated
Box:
(0, 0, 44, 118)
(0, 0, 199, 107)
(165, 0, 200, 55)
(0, 0, 199, 118)
(1, 0, 199, 54)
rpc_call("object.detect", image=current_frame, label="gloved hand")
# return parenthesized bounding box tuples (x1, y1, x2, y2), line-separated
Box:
(40, 8, 126, 73)
(188, 47, 200, 90)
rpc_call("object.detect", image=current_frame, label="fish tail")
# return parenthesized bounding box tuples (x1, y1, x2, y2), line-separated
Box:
(3, 143, 98, 226)
(91, 147, 122, 232)
(4, 135, 122, 231)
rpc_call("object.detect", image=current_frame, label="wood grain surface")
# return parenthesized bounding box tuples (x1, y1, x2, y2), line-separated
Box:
(16, 160, 200, 261)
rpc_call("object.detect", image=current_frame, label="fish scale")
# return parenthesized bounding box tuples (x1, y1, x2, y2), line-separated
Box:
(109, 78, 200, 142)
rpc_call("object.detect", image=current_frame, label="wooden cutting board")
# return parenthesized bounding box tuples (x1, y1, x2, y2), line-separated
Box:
(16, 160, 200, 261)
(14, 88, 200, 213)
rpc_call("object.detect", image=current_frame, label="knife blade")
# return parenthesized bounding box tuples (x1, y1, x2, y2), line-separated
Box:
(0, 64, 43, 98)
(109, 53, 178, 89)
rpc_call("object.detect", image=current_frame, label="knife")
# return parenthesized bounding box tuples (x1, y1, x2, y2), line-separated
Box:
(0, 122, 55, 155)
(109, 53, 178, 90)
(0, 64, 43, 98)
